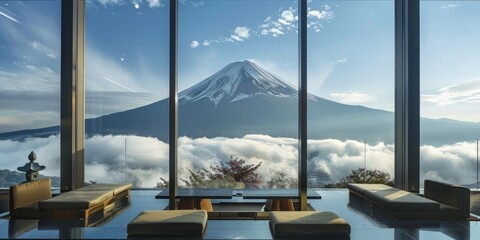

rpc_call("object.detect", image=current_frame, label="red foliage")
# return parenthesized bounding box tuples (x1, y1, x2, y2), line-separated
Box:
(209, 156, 263, 188)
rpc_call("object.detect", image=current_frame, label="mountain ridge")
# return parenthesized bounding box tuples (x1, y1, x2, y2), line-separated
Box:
(1, 60, 479, 144)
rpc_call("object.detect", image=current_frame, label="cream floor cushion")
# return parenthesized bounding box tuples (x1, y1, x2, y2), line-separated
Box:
(269, 211, 350, 238)
(127, 210, 208, 236)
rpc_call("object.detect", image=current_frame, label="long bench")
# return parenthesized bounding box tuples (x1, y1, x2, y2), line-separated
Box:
(347, 180, 470, 219)
(10, 178, 131, 225)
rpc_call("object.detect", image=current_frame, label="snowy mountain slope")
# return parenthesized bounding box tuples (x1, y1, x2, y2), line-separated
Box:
(179, 60, 297, 106)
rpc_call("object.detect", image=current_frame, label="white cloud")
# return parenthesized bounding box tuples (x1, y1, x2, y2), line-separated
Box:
(230, 27, 250, 41)
(202, 40, 210, 46)
(269, 28, 284, 37)
(230, 34, 243, 42)
(335, 57, 347, 63)
(191, 1, 205, 7)
(278, 10, 296, 26)
(192, 5, 333, 45)
(329, 90, 377, 105)
(146, 0, 164, 8)
(441, 4, 458, 9)
(421, 79, 480, 106)
(308, 9, 334, 20)
(31, 41, 59, 59)
(190, 40, 199, 48)
(97, 0, 126, 6)
(1, 135, 477, 188)
(421, 141, 477, 185)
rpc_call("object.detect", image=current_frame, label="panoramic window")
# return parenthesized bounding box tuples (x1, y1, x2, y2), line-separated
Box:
(0, 1, 61, 188)
(307, 0, 395, 188)
(178, 0, 299, 191)
(85, 0, 170, 188)
(420, 0, 480, 188)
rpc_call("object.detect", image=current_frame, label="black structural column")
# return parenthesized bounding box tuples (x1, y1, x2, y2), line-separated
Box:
(298, 0, 308, 211)
(169, 0, 178, 210)
(61, 0, 86, 191)
(394, 0, 420, 192)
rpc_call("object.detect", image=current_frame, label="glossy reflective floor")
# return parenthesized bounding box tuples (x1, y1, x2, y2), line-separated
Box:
(1, 189, 479, 239)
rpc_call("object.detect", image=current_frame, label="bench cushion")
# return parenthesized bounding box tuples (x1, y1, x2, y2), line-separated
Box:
(269, 211, 350, 238)
(39, 190, 113, 210)
(76, 183, 132, 196)
(364, 189, 440, 212)
(347, 183, 395, 196)
(127, 210, 208, 236)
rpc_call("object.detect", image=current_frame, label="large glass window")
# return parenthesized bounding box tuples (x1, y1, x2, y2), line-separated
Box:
(178, 0, 299, 192)
(307, 0, 395, 188)
(85, 0, 169, 188)
(420, 0, 480, 188)
(0, 1, 61, 188)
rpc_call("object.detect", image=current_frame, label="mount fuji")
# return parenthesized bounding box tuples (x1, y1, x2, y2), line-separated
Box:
(2, 60, 480, 144)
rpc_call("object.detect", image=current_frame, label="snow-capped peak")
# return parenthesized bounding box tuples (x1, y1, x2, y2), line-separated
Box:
(179, 60, 297, 106)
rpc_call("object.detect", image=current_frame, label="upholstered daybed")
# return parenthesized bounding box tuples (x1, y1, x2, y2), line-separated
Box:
(9, 178, 131, 225)
(347, 180, 470, 219)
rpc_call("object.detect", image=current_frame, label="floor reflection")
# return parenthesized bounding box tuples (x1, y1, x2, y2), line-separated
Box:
(1, 189, 479, 239)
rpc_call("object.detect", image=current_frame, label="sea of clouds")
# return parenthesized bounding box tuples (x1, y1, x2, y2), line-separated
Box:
(0, 134, 478, 188)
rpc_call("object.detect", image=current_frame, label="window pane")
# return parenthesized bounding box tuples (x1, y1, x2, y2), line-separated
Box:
(0, 1, 61, 188)
(307, 0, 395, 188)
(85, 0, 169, 188)
(178, 0, 299, 194)
(420, 1, 480, 188)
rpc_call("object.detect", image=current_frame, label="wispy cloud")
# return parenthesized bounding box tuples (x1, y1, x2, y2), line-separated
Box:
(102, 76, 137, 93)
(421, 79, 480, 106)
(97, 0, 126, 6)
(95, 0, 164, 9)
(85, 46, 147, 93)
(308, 5, 334, 20)
(259, 8, 297, 37)
(329, 90, 377, 105)
(441, 4, 459, 9)
(146, 0, 164, 8)
(31, 41, 59, 59)
(0, 6, 21, 23)
(334, 57, 347, 63)
(191, 1, 205, 7)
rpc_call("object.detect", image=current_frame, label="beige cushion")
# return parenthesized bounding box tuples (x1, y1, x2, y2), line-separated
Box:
(127, 210, 208, 236)
(269, 211, 350, 238)
(39, 190, 113, 210)
(77, 183, 132, 195)
(10, 178, 51, 211)
(347, 183, 395, 196)
(365, 189, 439, 212)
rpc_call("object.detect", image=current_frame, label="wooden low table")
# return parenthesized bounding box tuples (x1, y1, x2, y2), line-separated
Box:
(127, 210, 208, 238)
(155, 188, 233, 212)
(242, 189, 321, 211)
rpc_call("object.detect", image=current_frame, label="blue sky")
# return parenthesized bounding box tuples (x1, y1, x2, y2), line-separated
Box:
(0, 0, 479, 133)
